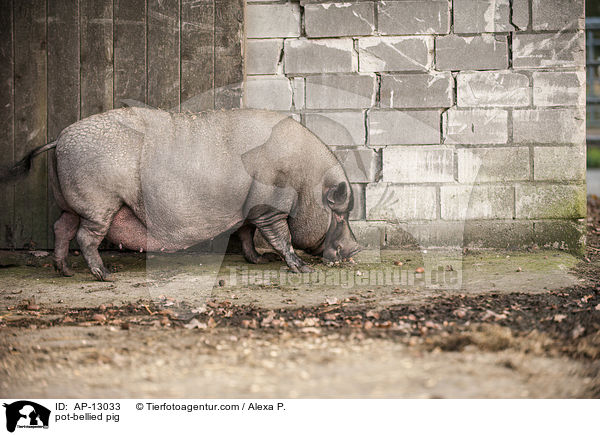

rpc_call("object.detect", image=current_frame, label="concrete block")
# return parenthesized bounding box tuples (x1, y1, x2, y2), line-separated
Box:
(511, 0, 530, 30)
(369, 110, 440, 145)
(436, 35, 508, 71)
(303, 112, 365, 146)
(533, 146, 586, 181)
(513, 109, 585, 144)
(292, 77, 305, 110)
(453, 0, 512, 33)
(444, 109, 508, 144)
(463, 221, 535, 249)
(284, 39, 354, 74)
(304, 112, 366, 145)
(532, 219, 585, 254)
(377, 0, 450, 35)
(349, 183, 366, 220)
(305, 3, 375, 37)
(380, 73, 453, 108)
(246, 39, 282, 75)
(532, 0, 584, 31)
(244, 76, 292, 111)
(457, 147, 530, 183)
(334, 148, 380, 183)
(382, 146, 454, 183)
(246, 3, 301, 38)
(385, 222, 464, 248)
(347, 220, 386, 249)
(305, 74, 376, 109)
(513, 32, 585, 69)
(441, 185, 514, 220)
(366, 183, 437, 221)
(532, 71, 585, 107)
(386, 221, 535, 249)
(358, 36, 433, 72)
(457, 71, 530, 107)
(385, 219, 582, 251)
(516, 184, 586, 219)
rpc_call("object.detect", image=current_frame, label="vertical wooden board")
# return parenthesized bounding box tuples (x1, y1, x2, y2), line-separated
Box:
(180, 0, 214, 112)
(114, 0, 146, 108)
(0, 0, 14, 248)
(47, 0, 79, 247)
(214, 0, 243, 109)
(13, 0, 47, 249)
(147, 0, 180, 110)
(80, 0, 113, 118)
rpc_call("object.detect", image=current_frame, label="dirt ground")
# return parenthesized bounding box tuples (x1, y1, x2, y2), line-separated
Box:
(1, 199, 600, 398)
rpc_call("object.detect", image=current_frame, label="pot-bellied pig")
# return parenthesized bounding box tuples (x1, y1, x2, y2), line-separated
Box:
(1, 108, 361, 281)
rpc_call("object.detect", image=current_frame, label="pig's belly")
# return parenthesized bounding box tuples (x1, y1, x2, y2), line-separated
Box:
(107, 206, 185, 252)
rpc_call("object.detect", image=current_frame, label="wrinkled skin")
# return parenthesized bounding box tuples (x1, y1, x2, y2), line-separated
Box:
(47, 108, 360, 281)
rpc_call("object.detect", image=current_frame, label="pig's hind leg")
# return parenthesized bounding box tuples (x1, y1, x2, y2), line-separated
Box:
(237, 224, 271, 264)
(53, 211, 80, 276)
(75, 199, 122, 281)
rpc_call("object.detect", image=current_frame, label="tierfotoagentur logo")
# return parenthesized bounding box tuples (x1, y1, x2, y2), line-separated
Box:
(2, 401, 50, 433)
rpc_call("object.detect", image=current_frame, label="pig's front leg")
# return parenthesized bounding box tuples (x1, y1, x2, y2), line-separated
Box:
(252, 212, 314, 273)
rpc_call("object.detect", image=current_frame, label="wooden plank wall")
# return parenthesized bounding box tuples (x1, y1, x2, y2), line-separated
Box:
(0, 0, 244, 249)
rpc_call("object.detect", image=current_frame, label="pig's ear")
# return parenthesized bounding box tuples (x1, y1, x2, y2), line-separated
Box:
(326, 182, 347, 207)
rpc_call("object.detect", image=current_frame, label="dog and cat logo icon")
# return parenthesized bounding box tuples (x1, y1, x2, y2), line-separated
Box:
(2, 401, 50, 432)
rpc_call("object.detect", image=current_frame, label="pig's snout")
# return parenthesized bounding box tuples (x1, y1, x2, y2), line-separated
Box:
(323, 241, 361, 263)
(341, 242, 361, 259)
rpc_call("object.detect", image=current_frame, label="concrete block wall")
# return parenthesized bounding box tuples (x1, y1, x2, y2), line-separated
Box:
(243, 0, 586, 253)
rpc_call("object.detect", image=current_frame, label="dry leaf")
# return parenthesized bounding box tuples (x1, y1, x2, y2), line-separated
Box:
(453, 308, 467, 318)
(325, 297, 339, 305)
(92, 313, 107, 322)
(554, 314, 567, 323)
(481, 310, 507, 321)
(184, 318, 207, 329)
(241, 319, 258, 329)
(191, 305, 207, 314)
(572, 324, 585, 339)
(261, 311, 275, 326)
(366, 310, 380, 319)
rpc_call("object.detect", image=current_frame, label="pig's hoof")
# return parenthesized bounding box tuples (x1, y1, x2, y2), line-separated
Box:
(289, 264, 314, 273)
(60, 266, 75, 277)
(90, 267, 113, 282)
(54, 259, 74, 277)
(299, 265, 314, 273)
